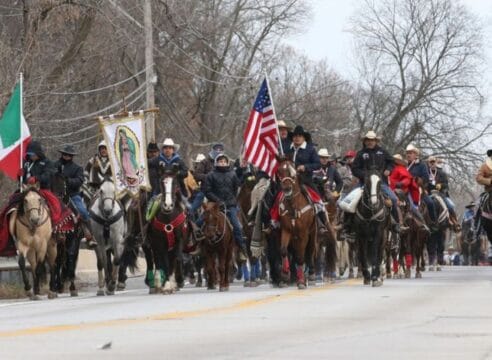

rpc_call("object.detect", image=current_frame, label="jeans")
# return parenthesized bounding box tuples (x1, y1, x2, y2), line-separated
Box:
(443, 196, 456, 215)
(190, 191, 205, 214)
(423, 194, 437, 222)
(226, 206, 245, 247)
(381, 184, 399, 221)
(71, 194, 90, 221)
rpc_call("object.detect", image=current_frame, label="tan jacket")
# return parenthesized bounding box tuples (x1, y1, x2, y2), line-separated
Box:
(476, 158, 492, 192)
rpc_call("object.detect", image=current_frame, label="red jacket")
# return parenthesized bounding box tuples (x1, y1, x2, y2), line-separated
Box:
(389, 164, 420, 205)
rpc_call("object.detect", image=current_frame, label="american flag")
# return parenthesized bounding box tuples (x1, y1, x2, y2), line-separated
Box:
(243, 78, 279, 177)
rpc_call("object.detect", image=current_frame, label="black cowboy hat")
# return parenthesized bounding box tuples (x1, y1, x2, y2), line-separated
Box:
(487, 149, 492, 157)
(147, 142, 159, 152)
(465, 202, 476, 209)
(58, 145, 77, 156)
(289, 125, 312, 143)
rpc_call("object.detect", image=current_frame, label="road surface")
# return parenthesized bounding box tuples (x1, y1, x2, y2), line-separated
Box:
(1, 267, 492, 359)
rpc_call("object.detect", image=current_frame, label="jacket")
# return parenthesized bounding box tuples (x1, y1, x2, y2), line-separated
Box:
(428, 167, 449, 196)
(407, 159, 429, 188)
(286, 141, 320, 184)
(84, 154, 112, 187)
(313, 165, 343, 195)
(204, 166, 241, 208)
(22, 141, 54, 190)
(148, 153, 188, 195)
(193, 157, 214, 184)
(476, 158, 492, 192)
(389, 164, 420, 204)
(54, 159, 85, 197)
(352, 145, 393, 184)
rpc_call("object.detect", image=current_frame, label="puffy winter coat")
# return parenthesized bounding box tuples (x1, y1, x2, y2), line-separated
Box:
(204, 166, 241, 208)
(389, 164, 420, 204)
(53, 159, 84, 197)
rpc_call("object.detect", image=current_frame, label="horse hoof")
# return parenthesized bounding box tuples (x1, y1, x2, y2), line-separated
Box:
(116, 282, 126, 291)
(436, 266, 442, 272)
(243, 281, 251, 287)
(105, 290, 115, 296)
(372, 279, 383, 287)
(363, 278, 371, 286)
(149, 287, 157, 294)
(297, 283, 306, 290)
(30, 294, 41, 301)
(278, 282, 288, 288)
(70, 290, 78, 297)
(429, 266, 435, 272)
(96, 290, 105, 296)
(219, 286, 229, 292)
(415, 272, 422, 279)
(48, 291, 57, 300)
(196, 281, 203, 288)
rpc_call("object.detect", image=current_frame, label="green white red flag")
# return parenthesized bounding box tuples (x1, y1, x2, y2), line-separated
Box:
(0, 81, 31, 179)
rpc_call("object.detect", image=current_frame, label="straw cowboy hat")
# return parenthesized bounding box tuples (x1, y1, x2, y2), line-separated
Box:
(405, 144, 420, 155)
(277, 120, 292, 131)
(58, 145, 78, 156)
(393, 154, 407, 166)
(318, 148, 330, 158)
(194, 153, 206, 162)
(361, 130, 381, 141)
(162, 138, 180, 152)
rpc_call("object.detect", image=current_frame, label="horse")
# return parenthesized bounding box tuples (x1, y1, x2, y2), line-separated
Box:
(89, 179, 126, 296)
(476, 192, 492, 263)
(276, 158, 317, 290)
(426, 191, 450, 271)
(147, 166, 187, 294)
(8, 187, 57, 300)
(201, 202, 234, 291)
(322, 184, 342, 281)
(353, 169, 389, 287)
(50, 172, 81, 296)
(459, 214, 480, 266)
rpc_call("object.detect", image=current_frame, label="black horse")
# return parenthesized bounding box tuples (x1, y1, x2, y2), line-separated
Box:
(460, 214, 481, 266)
(353, 169, 389, 287)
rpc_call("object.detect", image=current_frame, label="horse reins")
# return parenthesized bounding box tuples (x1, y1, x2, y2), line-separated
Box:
(18, 203, 50, 234)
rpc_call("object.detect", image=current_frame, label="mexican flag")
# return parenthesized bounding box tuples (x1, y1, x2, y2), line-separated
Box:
(0, 81, 31, 180)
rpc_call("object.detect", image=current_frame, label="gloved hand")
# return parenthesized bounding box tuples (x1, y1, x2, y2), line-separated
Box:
(17, 168, 24, 177)
(436, 183, 442, 191)
(27, 176, 37, 185)
(332, 191, 340, 198)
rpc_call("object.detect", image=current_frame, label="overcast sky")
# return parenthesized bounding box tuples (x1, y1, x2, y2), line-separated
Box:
(286, 0, 492, 101)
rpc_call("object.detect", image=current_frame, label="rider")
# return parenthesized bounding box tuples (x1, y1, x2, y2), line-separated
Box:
(277, 120, 293, 153)
(427, 156, 459, 229)
(203, 153, 248, 256)
(351, 130, 405, 233)
(21, 140, 55, 189)
(389, 154, 428, 231)
(148, 138, 188, 198)
(313, 148, 343, 199)
(191, 143, 224, 215)
(405, 144, 438, 227)
(474, 149, 492, 238)
(55, 145, 96, 248)
(84, 141, 112, 198)
(339, 150, 357, 197)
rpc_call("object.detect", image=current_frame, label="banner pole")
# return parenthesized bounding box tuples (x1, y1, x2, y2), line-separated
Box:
(19, 72, 24, 191)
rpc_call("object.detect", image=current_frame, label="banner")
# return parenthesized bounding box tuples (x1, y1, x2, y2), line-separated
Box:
(99, 112, 150, 197)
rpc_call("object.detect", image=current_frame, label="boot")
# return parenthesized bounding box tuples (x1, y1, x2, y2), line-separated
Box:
(316, 212, 329, 235)
(81, 219, 97, 249)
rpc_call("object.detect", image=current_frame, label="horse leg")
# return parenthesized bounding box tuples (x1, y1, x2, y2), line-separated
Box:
(46, 238, 58, 299)
(324, 231, 337, 282)
(142, 243, 155, 290)
(428, 232, 437, 271)
(53, 242, 64, 293)
(18, 254, 33, 297)
(205, 248, 216, 290)
(95, 247, 106, 296)
(437, 231, 445, 270)
(267, 231, 282, 286)
(280, 230, 291, 284)
(358, 236, 370, 285)
(67, 232, 81, 296)
(218, 246, 228, 292)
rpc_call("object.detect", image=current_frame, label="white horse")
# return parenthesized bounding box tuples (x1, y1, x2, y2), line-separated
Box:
(89, 180, 126, 296)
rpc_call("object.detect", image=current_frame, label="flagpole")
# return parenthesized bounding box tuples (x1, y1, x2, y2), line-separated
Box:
(264, 72, 284, 156)
(19, 72, 23, 191)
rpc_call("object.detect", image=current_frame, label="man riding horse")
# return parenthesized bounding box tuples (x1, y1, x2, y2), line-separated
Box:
(83, 141, 112, 200)
(350, 130, 406, 233)
(313, 148, 343, 200)
(474, 149, 492, 240)
(54, 145, 96, 248)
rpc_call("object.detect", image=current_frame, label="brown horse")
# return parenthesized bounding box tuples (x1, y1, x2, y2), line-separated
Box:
(321, 185, 340, 281)
(201, 202, 233, 291)
(276, 158, 317, 289)
(9, 188, 57, 300)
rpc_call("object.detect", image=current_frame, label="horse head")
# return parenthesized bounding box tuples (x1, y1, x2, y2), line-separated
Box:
(277, 158, 297, 198)
(158, 163, 179, 213)
(20, 189, 46, 226)
(99, 179, 116, 218)
(363, 168, 382, 207)
(201, 202, 225, 243)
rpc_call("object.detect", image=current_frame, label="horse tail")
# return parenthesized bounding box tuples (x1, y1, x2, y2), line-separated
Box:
(123, 235, 139, 274)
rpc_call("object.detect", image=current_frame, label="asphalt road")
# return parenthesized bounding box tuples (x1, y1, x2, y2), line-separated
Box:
(1, 267, 492, 360)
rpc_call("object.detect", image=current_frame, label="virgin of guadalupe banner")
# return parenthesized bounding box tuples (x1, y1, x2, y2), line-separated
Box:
(99, 113, 151, 197)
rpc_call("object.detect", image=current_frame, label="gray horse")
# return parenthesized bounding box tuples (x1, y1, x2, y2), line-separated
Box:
(89, 180, 126, 295)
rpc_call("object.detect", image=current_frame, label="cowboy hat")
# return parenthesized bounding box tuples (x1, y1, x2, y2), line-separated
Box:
(487, 149, 492, 157)
(465, 201, 476, 209)
(58, 144, 78, 156)
(290, 125, 312, 143)
(361, 130, 380, 141)
(161, 138, 180, 152)
(277, 120, 292, 131)
(393, 154, 407, 166)
(428, 156, 437, 163)
(147, 142, 159, 152)
(194, 153, 206, 162)
(318, 148, 330, 158)
(98, 140, 107, 148)
(405, 144, 420, 155)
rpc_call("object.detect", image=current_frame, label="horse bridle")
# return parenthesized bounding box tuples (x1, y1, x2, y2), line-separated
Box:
(203, 208, 227, 245)
(19, 197, 50, 234)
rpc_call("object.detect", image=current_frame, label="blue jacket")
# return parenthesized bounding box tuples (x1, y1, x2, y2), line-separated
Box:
(407, 160, 429, 187)
(286, 142, 320, 184)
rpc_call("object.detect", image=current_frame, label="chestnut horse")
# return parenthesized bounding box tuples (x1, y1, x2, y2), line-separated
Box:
(276, 158, 317, 289)
(201, 202, 233, 291)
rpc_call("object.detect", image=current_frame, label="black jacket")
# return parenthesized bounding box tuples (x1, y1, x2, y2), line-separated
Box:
(313, 165, 343, 195)
(285, 142, 321, 185)
(352, 145, 394, 184)
(148, 153, 188, 195)
(54, 159, 84, 197)
(428, 168, 449, 196)
(204, 167, 241, 208)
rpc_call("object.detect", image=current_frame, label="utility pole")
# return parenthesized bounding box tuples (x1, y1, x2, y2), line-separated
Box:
(144, 0, 156, 142)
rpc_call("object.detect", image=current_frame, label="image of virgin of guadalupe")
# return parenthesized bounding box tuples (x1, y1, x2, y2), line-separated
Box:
(117, 128, 139, 186)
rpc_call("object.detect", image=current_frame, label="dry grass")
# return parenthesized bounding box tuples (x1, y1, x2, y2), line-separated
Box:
(0, 283, 26, 299)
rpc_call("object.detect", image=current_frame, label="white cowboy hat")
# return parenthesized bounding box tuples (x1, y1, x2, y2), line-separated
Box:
(277, 120, 292, 131)
(98, 140, 107, 148)
(405, 144, 420, 154)
(161, 138, 180, 152)
(361, 130, 380, 140)
(318, 148, 331, 158)
(194, 153, 206, 162)
(393, 154, 407, 165)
